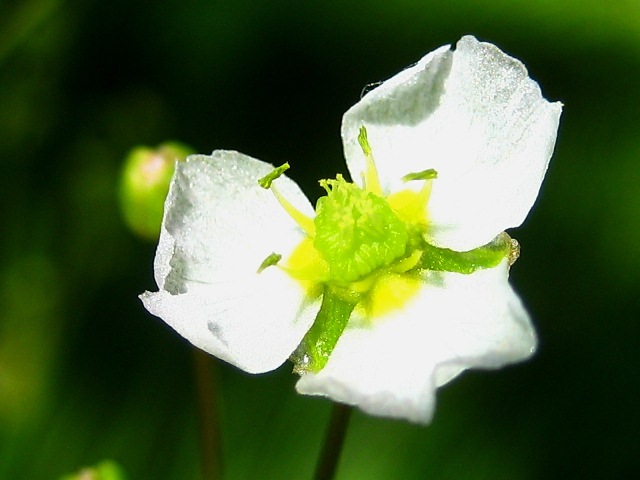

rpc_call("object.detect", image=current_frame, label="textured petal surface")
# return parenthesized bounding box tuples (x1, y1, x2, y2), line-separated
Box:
(342, 35, 562, 251)
(140, 152, 319, 373)
(296, 260, 535, 424)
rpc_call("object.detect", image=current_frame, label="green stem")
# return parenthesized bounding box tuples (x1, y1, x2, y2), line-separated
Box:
(314, 403, 353, 480)
(193, 349, 224, 480)
(301, 287, 357, 372)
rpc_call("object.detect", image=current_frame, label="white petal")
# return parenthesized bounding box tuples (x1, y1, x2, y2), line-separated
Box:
(342, 35, 562, 251)
(295, 260, 535, 424)
(140, 151, 319, 373)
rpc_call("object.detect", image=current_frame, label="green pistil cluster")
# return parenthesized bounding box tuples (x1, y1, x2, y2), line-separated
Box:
(314, 175, 409, 283)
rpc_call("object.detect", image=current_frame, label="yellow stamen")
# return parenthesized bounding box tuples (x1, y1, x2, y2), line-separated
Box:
(358, 126, 383, 196)
(271, 184, 316, 237)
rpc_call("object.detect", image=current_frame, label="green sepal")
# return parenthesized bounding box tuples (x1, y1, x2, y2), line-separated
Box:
(419, 233, 512, 274)
(258, 163, 290, 189)
(295, 287, 358, 373)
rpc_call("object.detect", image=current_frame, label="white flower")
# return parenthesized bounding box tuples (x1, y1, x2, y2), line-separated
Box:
(140, 35, 561, 424)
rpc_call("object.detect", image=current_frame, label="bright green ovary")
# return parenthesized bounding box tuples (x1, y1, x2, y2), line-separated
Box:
(313, 175, 409, 283)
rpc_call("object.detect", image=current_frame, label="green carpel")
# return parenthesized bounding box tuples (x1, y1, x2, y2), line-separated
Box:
(314, 175, 409, 282)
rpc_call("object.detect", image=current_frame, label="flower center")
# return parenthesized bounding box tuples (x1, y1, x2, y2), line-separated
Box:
(313, 175, 409, 283)
(257, 126, 514, 373)
(257, 127, 435, 372)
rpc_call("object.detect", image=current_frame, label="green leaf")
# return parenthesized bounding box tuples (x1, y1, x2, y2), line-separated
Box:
(419, 233, 512, 274)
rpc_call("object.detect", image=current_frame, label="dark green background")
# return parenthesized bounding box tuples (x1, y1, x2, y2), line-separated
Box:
(1, 1, 638, 478)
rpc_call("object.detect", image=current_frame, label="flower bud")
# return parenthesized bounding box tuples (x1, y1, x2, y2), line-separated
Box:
(119, 142, 194, 240)
(60, 460, 127, 480)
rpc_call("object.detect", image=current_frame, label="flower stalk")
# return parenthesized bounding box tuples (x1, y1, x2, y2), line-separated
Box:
(314, 403, 353, 480)
(193, 350, 223, 480)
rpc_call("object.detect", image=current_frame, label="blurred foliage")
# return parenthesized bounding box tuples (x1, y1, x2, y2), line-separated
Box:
(0, 0, 639, 478)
